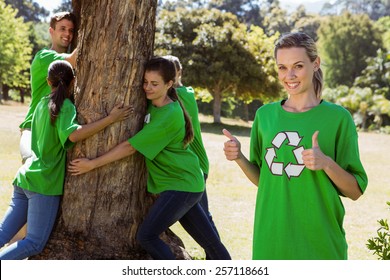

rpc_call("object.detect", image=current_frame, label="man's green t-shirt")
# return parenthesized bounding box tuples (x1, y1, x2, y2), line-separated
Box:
(176, 86, 209, 175)
(14, 97, 80, 195)
(250, 100, 368, 260)
(129, 101, 204, 194)
(20, 48, 68, 129)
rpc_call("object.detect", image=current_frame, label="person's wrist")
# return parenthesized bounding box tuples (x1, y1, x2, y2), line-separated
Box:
(106, 114, 115, 124)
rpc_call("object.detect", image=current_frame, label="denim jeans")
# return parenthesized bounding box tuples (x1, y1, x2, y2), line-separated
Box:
(136, 190, 231, 260)
(199, 174, 220, 239)
(198, 174, 221, 260)
(0, 186, 61, 260)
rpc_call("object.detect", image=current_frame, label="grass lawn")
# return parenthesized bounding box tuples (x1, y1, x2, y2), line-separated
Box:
(0, 101, 389, 260)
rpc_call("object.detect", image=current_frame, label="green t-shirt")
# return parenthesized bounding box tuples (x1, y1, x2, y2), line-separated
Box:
(129, 101, 204, 194)
(20, 48, 68, 129)
(250, 100, 368, 260)
(13, 97, 80, 195)
(176, 86, 209, 175)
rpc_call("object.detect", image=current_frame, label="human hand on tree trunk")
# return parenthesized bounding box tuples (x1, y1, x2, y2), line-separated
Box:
(107, 103, 134, 124)
(68, 158, 96, 175)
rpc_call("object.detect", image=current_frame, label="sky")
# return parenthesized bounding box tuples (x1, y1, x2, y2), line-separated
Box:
(35, 0, 61, 13)
(35, 0, 328, 14)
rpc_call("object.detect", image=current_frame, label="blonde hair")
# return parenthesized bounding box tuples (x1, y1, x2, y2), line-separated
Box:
(274, 32, 323, 98)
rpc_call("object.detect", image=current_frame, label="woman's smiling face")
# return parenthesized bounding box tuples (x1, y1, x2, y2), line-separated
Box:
(143, 70, 173, 106)
(276, 47, 319, 97)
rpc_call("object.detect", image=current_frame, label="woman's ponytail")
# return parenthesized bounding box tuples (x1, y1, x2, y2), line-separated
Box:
(168, 87, 194, 146)
(47, 61, 75, 124)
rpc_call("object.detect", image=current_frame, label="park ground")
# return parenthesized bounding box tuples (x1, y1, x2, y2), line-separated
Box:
(0, 101, 389, 260)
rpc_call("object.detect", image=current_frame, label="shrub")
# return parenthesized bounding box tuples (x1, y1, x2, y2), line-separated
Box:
(366, 202, 390, 260)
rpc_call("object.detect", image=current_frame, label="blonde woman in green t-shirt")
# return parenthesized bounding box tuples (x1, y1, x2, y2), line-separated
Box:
(0, 60, 132, 260)
(223, 32, 368, 259)
(69, 57, 231, 260)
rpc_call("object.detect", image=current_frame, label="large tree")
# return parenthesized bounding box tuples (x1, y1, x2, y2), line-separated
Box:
(320, 0, 390, 20)
(155, 8, 281, 123)
(33, 0, 186, 260)
(318, 12, 383, 88)
(4, 0, 49, 22)
(0, 0, 32, 102)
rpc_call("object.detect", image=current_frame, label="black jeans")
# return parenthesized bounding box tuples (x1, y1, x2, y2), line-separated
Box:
(136, 190, 231, 260)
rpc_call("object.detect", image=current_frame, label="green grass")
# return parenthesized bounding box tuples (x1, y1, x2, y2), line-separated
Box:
(1, 102, 389, 260)
(0, 102, 26, 212)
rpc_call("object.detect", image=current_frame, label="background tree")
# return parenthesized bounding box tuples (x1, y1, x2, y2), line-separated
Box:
(261, 0, 291, 35)
(208, 0, 262, 26)
(318, 12, 383, 87)
(155, 8, 281, 123)
(160, 0, 207, 11)
(292, 14, 322, 41)
(4, 0, 49, 22)
(375, 16, 390, 51)
(3, 0, 51, 103)
(33, 0, 186, 260)
(354, 49, 390, 99)
(0, 0, 32, 102)
(53, 0, 72, 13)
(320, 0, 390, 20)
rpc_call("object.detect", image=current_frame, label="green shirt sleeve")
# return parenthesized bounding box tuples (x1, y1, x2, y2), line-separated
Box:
(129, 120, 170, 160)
(129, 105, 182, 160)
(334, 108, 368, 193)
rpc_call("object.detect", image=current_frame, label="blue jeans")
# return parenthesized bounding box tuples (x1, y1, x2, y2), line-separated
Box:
(198, 174, 221, 260)
(136, 190, 231, 260)
(0, 186, 61, 260)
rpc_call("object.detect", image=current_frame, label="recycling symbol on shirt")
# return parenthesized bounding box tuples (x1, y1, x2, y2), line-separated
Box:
(265, 131, 305, 179)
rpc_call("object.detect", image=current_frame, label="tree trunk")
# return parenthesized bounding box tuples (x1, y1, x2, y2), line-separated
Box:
(20, 88, 25, 104)
(213, 91, 222, 123)
(33, 0, 188, 260)
(243, 102, 249, 122)
(2, 84, 9, 101)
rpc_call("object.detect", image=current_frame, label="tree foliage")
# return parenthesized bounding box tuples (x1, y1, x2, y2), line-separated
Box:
(354, 49, 390, 99)
(375, 16, 390, 51)
(160, 0, 263, 26)
(0, 0, 32, 91)
(4, 0, 49, 22)
(53, 0, 73, 14)
(320, 0, 390, 20)
(292, 15, 322, 42)
(261, 0, 291, 35)
(318, 12, 383, 87)
(154, 8, 281, 123)
(208, 0, 262, 26)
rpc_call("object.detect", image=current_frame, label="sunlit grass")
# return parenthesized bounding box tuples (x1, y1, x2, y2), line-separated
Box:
(0, 102, 26, 215)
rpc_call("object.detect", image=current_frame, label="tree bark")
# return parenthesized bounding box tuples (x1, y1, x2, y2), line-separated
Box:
(33, 0, 189, 260)
(20, 88, 25, 104)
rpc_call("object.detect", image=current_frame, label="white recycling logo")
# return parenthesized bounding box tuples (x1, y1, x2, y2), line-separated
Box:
(265, 131, 305, 179)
